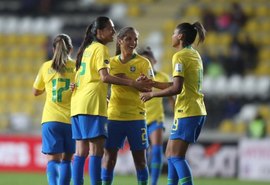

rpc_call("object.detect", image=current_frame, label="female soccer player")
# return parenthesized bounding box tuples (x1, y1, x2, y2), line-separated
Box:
(33, 34, 75, 185)
(140, 22, 207, 185)
(139, 47, 174, 185)
(70, 17, 152, 185)
(101, 27, 154, 185)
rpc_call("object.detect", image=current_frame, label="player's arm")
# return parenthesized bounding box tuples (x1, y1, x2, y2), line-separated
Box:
(140, 76, 183, 102)
(99, 68, 152, 92)
(137, 74, 172, 90)
(32, 88, 45, 96)
(152, 81, 173, 90)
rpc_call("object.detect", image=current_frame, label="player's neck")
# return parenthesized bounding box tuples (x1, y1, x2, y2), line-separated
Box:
(119, 53, 136, 63)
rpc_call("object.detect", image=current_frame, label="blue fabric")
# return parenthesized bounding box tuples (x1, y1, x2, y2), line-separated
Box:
(170, 157, 193, 185)
(47, 160, 60, 185)
(167, 157, 178, 185)
(150, 145, 163, 185)
(89, 155, 102, 185)
(105, 120, 149, 150)
(136, 167, 149, 184)
(170, 116, 206, 143)
(101, 168, 114, 185)
(147, 121, 164, 138)
(71, 114, 108, 140)
(42, 122, 75, 154)
(59, 160, 72, 185)
(72, 155, 86, 185)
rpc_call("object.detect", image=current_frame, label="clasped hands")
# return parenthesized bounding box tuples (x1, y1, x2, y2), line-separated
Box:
(136, 74, 154, 102)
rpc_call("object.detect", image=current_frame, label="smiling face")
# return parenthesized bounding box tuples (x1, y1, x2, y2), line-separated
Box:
(118, 30, 138, 55)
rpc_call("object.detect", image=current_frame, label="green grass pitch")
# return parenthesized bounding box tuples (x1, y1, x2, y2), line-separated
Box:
(0, 172, 269, 185)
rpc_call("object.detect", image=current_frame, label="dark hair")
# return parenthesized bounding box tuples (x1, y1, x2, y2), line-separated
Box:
(176, 21, 206, 47)
(51, 34, 73, 73)
(115, 27, 139, 55)
(138, 46, 155, 60)
(76, 16, 111, 70)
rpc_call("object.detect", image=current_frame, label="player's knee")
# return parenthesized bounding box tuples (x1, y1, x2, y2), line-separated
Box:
(76, 149, 89, 157)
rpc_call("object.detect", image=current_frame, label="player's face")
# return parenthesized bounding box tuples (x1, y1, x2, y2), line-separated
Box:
(100, 20, 116, 44)
(172, 28, 180, 48)
(119, 31, 138, 54)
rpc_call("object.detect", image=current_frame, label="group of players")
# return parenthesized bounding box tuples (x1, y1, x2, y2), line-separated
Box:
(33, 16, 207, 185)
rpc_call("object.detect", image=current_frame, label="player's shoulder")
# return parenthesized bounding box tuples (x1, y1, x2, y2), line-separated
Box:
(136, 54, 150, 65)
(110, 55, 119, 63)
(66, 59, 76, 67)
(92, 41, 108, 51)
(173, 48, 194, 63)
(41, 60, 53, 69)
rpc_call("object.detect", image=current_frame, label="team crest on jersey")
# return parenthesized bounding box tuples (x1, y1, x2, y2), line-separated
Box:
(175, 63, 183, 72)
(104, 60, 110, 64)
(130, 66, 136, 72)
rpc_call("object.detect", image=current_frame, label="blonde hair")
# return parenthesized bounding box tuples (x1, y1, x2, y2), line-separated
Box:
(51, 34, 73, 73)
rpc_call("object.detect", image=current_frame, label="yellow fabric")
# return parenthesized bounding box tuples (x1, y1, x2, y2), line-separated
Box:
(33, 60, 76, 124)
(71, 42, 110, 117)
(108, 54, 154, 121)
(172, 47, 207, 119)
(145, 71, 170, 124)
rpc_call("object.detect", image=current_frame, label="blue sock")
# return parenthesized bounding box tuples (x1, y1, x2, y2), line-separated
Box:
(72, 155, 86, 185)
(136, 167, 149, 185)
(167, 157, 178, 185)
(170, 157, 193, 185)
(47, 160, 60, 185)
(89, 155, 102, 185)
(150, 145, 163, 185)
(101, 168, 114, 185)
(59, 160, 72, 185)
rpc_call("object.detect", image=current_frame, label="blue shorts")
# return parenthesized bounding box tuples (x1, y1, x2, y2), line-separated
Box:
(147, 121, 164, 138)
(105, 120, 149, 151)
(42, 122, 75, 154)
(169, 116, 206, 143)
(71, 114, 108, 140)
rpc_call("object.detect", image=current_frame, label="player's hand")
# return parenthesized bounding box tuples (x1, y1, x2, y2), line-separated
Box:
(70, 83, 76, 92)
(140, 92, 153, 102)
(136, 74, 148, 81)
(133, 79, 154, 92)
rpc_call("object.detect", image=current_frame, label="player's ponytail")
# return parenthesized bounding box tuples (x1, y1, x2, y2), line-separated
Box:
(52, 34, 73, 73)
(192, 22, 206, 45)
(76, 16, 111, 71)
(76, 23, 94, 70)
(176, 21, 206, 47)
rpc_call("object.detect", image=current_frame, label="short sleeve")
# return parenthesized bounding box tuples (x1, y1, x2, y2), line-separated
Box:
(33, 65, 45, 90)
(143, 59, 155, 80)
(96, 45, 110, 71)
(172, 53, 184, 77)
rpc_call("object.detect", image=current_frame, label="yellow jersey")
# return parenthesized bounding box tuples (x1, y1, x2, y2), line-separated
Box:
(172, 47, 207, 119)
(108, 54, 154, 121)
(145, 71, 170, 124)
(71, 42, 110, 117)
(33, 60, 76, 124)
